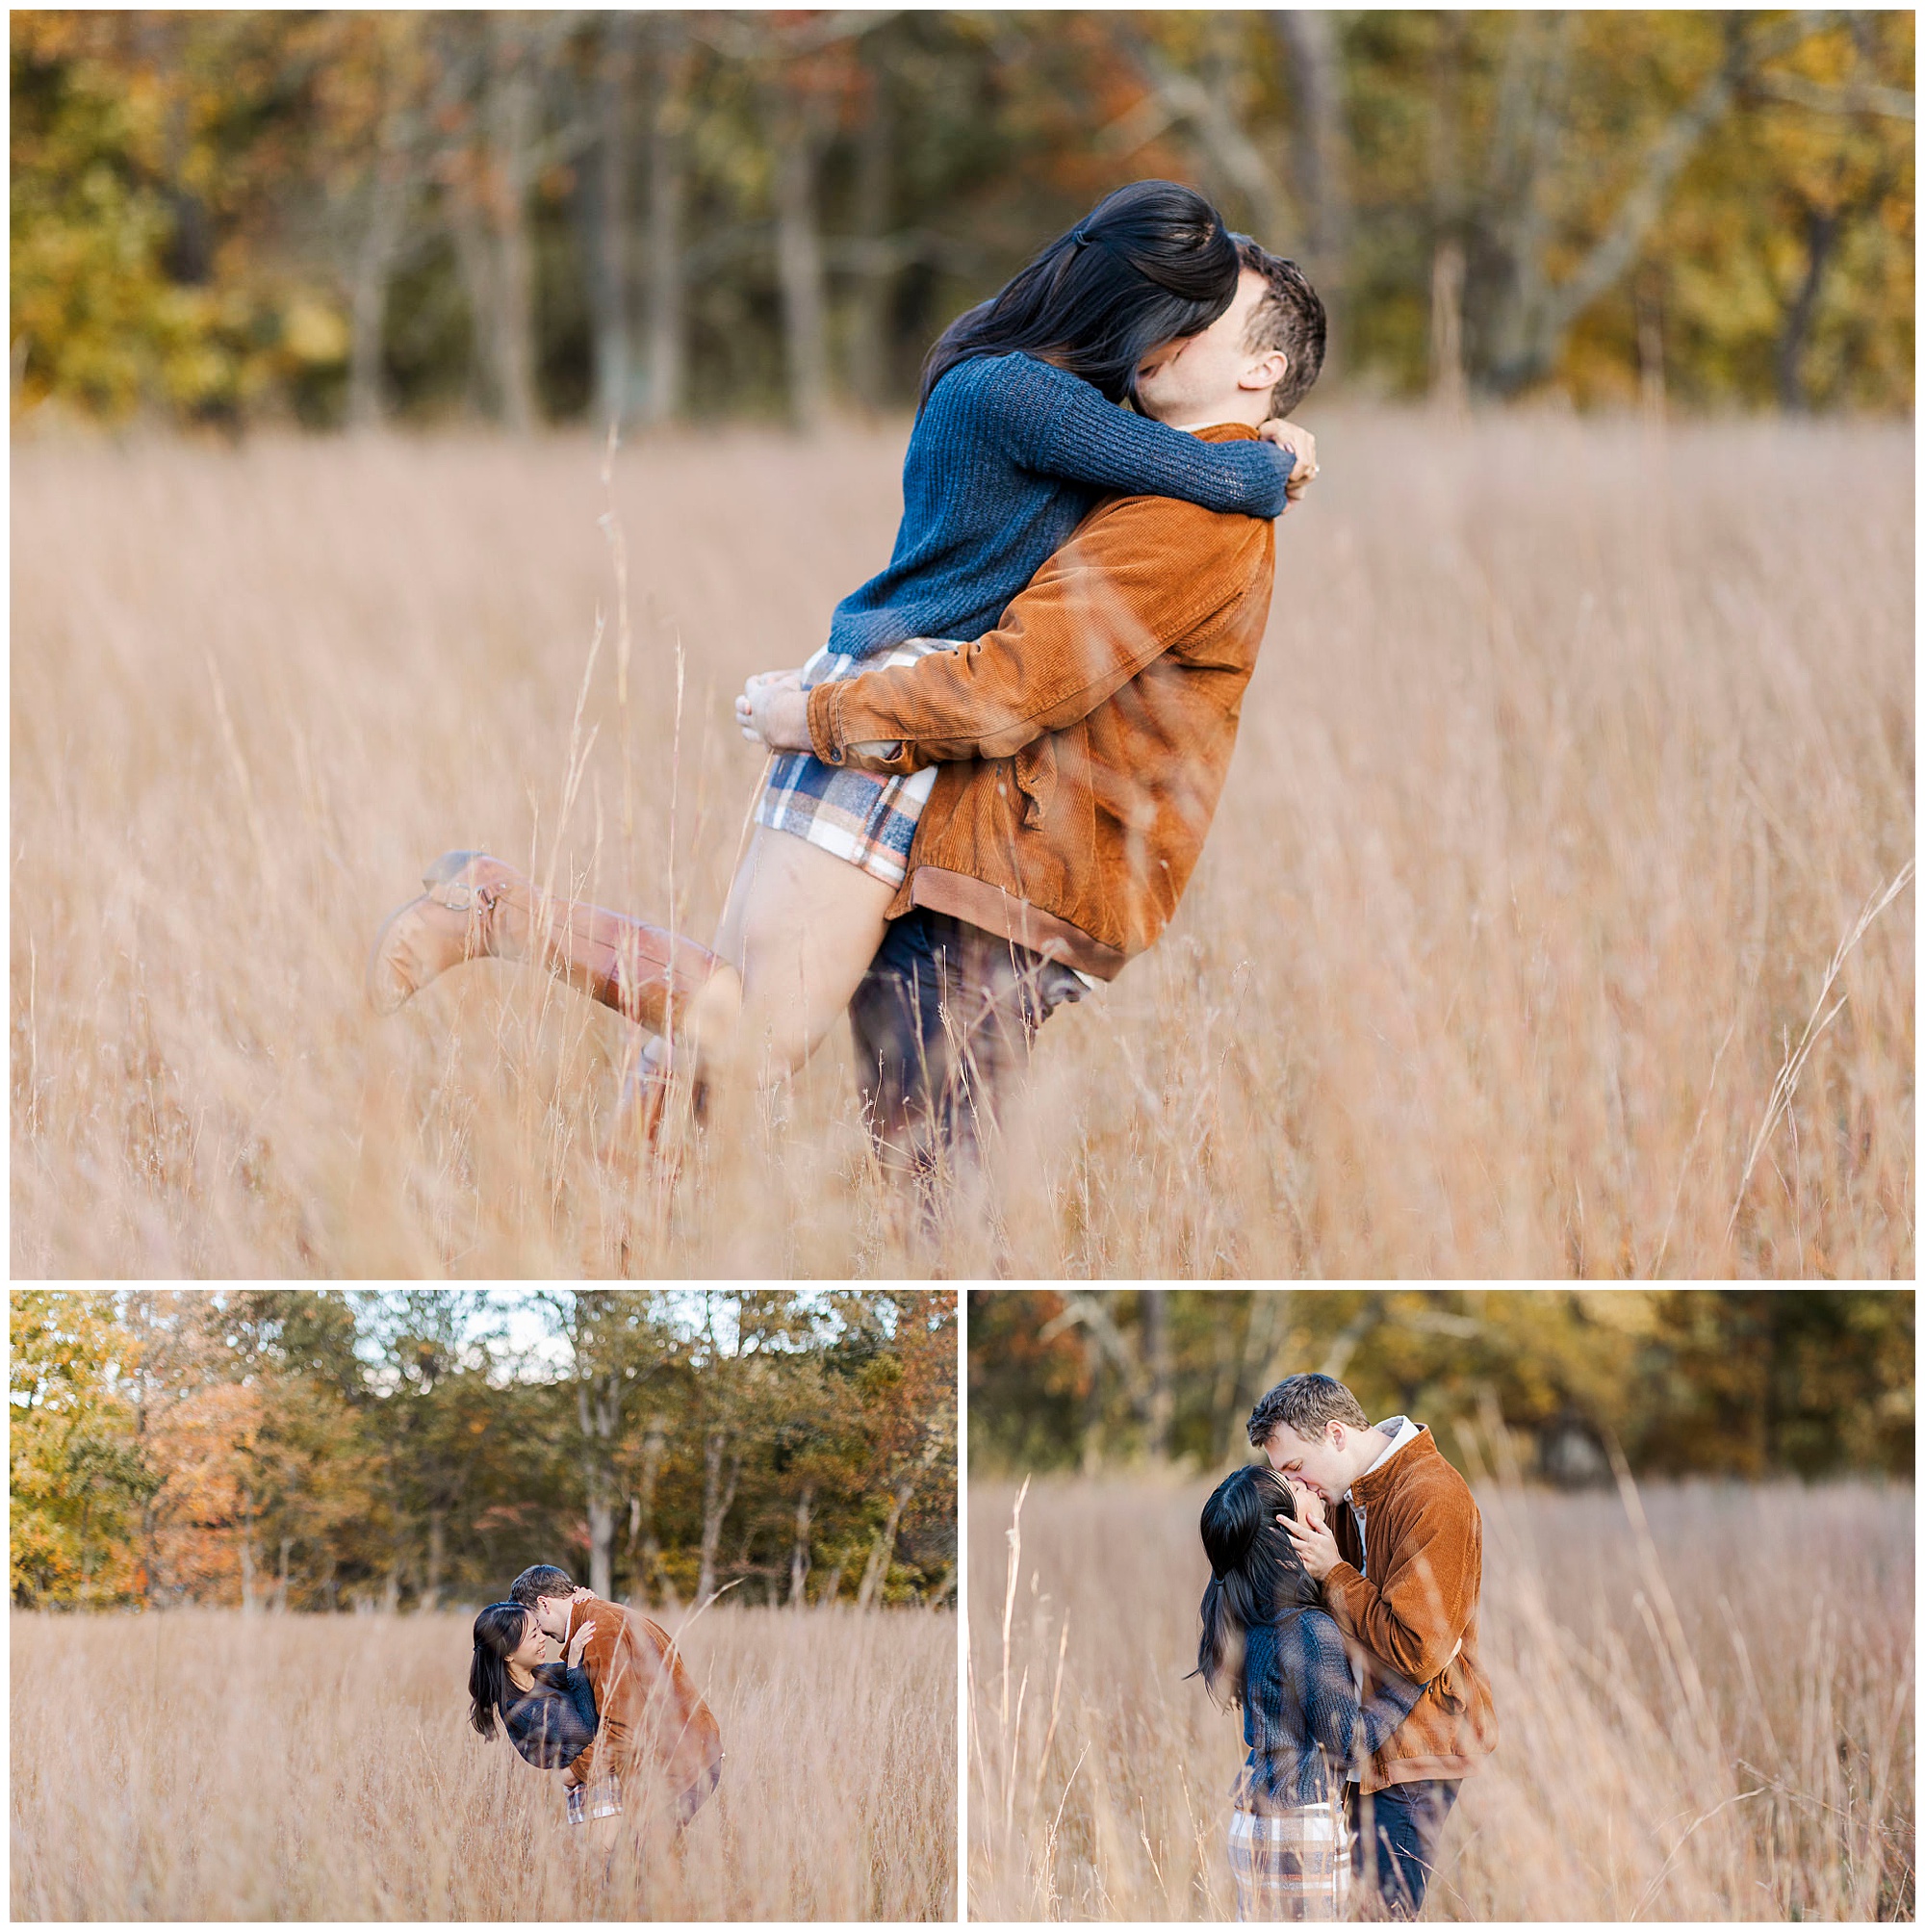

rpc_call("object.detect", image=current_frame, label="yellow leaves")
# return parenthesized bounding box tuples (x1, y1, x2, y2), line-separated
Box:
(280, 296, 349, 368)
(9, 1290, 146, 1607)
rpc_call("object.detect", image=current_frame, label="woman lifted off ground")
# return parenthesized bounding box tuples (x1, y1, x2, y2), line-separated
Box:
(369, 179, 1316, 1146)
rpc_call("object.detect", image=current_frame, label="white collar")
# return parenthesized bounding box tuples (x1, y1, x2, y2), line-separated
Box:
(1346, 1415, 1422, 1501)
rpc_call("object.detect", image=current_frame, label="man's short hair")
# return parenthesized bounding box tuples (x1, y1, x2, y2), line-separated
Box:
(508, 1563, 577, 1607)
(1247, 1373, 1368, 1449)
(1234, 238, 1325, 418)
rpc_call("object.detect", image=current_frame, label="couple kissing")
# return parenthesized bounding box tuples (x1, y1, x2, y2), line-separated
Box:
(1200, 1374, 1500, 1921)
(468, 1563, 723, 1830)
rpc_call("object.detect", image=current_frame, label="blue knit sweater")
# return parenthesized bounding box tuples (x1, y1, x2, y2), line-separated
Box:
(1238, 1609, 1426, 1812)
(500, 1661, 598, 1770)
(813, 352, 1294, 676)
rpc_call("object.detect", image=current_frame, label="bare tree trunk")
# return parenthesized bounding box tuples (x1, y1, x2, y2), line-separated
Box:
(433, 18, 498, 421)
(348, 114, 413, 427)
(641, 14, 689, 425)
(1479, 13, 1573, 394)
(1321, 1301, 1382, 1381)
(856, 1480, 910, 1610)
(127, 1290, 161, 1606)
(446, 186, 498, 419)
(1429, 239, 1468, 415)
(489, 20, 539, 433)
(1637, 270, 1667, 425)
(241, 1495, 258, 1615)
(858, 1433, 942, 1610)
(141, 15, 213, 287)
(424, 1510, 445, 1610)
(788, 1484, 814, 1607)
(843, 55, 892, 412)
(1222, 1291, 1289, 1458)
(585, 1495, 615, 1602)
(627, 1419, 666, 1606)
(772, 95, 830, 430)
(1775, 203, 1839, 411)
(275, 1536, 292, 1613)
(1142, 1289, 1172, 1458)
(1271, 11, 1350, 358)
(696, 1429, 740, 1606)
(587, 13, 636, 429)
(578, 1373, 621, 1603)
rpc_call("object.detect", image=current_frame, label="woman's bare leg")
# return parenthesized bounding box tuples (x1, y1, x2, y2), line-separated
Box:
(369, 837, 891, 1158)
(711, 827, 897, 1080)
(622, 826, 896, 1131)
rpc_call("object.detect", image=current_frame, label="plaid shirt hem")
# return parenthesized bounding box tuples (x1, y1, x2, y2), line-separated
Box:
(756, 638, 959, 887)
(1227, 1801, 1352, 1922)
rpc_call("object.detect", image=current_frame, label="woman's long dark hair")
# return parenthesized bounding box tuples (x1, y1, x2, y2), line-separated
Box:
(918, 179, 1240, 410)
(1196, 1464, 1322, 1709)
(469, 1601, 531, 1739)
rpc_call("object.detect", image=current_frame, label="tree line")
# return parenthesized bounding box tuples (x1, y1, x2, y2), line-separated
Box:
(10, 11, 1913, 431)
(968, 1289, 1914, 1482)
(11, 1288, 956, 1613)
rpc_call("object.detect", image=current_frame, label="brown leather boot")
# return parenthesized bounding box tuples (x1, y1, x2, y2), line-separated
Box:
(613, 1032, 714, 1144)
(368, 851, 724, 1035)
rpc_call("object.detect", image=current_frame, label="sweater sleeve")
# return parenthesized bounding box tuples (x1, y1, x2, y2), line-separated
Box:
(558, 1663, 599, 1740)
(518, 1665, 599, 1767)
(989, 357, 1294, 518)
(808, 496, 1265, 773)
(1288, 1612, 1426, 1766)
(1291, 1612, 1367, 1765)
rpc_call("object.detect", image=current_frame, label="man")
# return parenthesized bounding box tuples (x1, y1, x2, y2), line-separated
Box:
(742, 238, 1323, 1201)
(1247, 1375, 1499, 1919)
(509, 1563, 724, 1828)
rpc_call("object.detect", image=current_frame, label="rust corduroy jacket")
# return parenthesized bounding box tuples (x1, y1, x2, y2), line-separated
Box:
(562, 1595, 724, 1819)
(1322, 1428, 1500, 1793)
(805, 423, 1276, 980)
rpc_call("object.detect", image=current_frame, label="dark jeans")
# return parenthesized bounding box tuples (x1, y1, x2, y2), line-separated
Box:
(1347, 1779, 1460, 1919)
(848, 908, 1084, 1208)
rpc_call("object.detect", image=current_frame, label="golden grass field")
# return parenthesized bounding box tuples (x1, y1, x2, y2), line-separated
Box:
(10, 1603, 955, 1919)
(10, 409, 1912, 1275)
(967, 1469, 1914, 1919)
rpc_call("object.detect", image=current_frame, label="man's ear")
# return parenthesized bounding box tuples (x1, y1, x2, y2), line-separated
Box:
(1241, 348, 1289, 395)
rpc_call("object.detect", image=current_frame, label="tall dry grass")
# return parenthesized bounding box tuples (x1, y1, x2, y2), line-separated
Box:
(967, 1469, 1913, 1919)
(10, 1603, 955, 1919)
(10, 410, 1912, 1275)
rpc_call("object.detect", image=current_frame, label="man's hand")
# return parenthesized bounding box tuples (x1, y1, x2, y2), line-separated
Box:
(735, 667, 811, 751)
(1257, 418, 1319, 512)
(1282, 1506, 1343, 1583)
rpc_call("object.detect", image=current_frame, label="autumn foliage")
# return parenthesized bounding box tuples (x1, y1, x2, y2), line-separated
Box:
(9, 1289, 957, 1614)
(9, 11, 1914, 428)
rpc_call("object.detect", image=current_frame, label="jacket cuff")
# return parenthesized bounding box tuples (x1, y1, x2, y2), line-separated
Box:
(1322, 1562, 1364, 1624)
(806, 683, 844, 765)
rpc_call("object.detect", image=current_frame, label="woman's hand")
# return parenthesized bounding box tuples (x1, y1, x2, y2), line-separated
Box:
(566, 1618, 597, 1670)
(735, 667, 812, 752)
(1257, 418, 1318, 511)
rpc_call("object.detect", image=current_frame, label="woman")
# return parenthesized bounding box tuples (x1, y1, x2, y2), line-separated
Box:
(370, 180, 1313, 1121)
(1197, 1466, 1425, 1923)
(468, 1601, 599, 1779)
